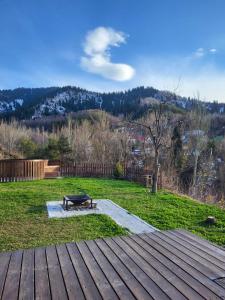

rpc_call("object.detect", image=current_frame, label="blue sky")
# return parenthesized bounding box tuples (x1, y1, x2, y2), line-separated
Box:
(1, 0, 225, 101)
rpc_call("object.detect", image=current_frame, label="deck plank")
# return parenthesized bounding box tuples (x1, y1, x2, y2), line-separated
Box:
(215, 278, 225, 289)
(129, 234, 218, 299)
(56, 244, 85, 300)
(19, 249, 34, 300)
(0, 252, 11, 298)
(46, 246, 68, 300)
(153, 231, 225, 279)
(173, 229, 225, 262)
(77, 240, 119, 300)
(34, 247, 51, 300)
(143, 233, 225, 299)
(85, 239, 136, 299)
(117, 235, 204, 300)
(0, 230, 225, 299)
(66, 242, 102, 300)
(2, 250, 23, 300)
(164, 231, 225, 271)
(108, 236, 188, 300)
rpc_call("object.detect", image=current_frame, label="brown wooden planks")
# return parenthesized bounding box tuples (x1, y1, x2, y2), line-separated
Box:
(56, 244, 85, 300)
(85, 239, 136, 300)
(77, 241, 118, 300)
(1, 231, 225, 299)
(58, 162, 153, 185)
(2, 250, 23, 300)
(0, 159, 46, 182)
(66, 242, 102, 300)
(34, 247, 51, 300)
(113, 235, 203, 300)
(154, 231, 225, 278)
(94, 238, 161, 300)
(106, 236, 186, 300)
(127, 234, 217, 299)
(19, 249, 35, 300)
(142, 232, 225, 299)
(215, 278, 225, 289)
(173, 229, 225, 261)
(46, 245, 68, 300)
(166, 230, 225, 269)
(0, 252, 11, 298)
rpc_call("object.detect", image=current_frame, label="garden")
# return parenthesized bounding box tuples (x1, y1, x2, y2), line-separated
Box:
(0, 177, 225, 252)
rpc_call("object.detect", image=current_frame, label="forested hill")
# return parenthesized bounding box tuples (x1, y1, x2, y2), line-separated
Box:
(0, 85, 224, 120)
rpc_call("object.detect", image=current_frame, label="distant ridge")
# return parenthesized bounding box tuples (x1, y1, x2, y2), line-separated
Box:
(0, 86, 224, 120)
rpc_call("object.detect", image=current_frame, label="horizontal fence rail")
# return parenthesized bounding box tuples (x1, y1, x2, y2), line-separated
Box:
(0, 159, 47, 182)
(0, 160, 163, 188)
(60, 162, 162, 188)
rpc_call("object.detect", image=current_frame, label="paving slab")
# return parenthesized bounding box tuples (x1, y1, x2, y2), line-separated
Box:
(46, 199, 158, 234)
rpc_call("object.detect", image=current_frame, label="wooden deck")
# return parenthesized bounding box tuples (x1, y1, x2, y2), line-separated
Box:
(0, 230, 225, 299)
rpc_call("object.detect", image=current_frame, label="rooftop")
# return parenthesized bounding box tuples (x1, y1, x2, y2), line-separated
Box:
(1, 229, 225, 299)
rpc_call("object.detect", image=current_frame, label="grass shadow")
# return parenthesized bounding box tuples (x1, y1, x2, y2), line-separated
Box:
(27, 205, 46, 215)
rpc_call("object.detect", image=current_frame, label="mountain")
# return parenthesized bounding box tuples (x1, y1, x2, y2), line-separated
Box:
(0, 86, 224, 120)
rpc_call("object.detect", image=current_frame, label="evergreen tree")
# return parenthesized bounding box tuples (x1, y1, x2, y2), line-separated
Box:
(45, 138, 60, 160)
(58, 135, 72, 161)
(18, 138, 37, 158)
(171, 121, 183, 169)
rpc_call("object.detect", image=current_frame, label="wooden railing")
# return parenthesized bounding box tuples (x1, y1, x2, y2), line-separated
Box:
(61, 162, 115, 178)
(0, 159, 47, 182)
(60, 162, 163, 188)
(0, 160, 163, 188)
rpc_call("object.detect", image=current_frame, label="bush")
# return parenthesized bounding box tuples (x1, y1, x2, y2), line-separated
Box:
(18, 138, 37, 158)
(114, 162, 123, 178)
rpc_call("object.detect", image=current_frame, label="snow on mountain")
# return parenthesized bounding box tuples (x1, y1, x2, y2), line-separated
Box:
(0, 86, 224, 119)
(0, 98, 24, 113)
(32, 90, 103, 118)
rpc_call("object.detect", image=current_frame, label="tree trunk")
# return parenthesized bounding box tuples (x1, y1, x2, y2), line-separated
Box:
(192, 151, 199, 196)
(152, 151, 160, 193)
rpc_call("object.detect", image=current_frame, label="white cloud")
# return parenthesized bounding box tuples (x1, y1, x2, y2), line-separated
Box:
(194, 48, 205, 58)
(81, 27, 135, 81)
(209, 48, 217, 53)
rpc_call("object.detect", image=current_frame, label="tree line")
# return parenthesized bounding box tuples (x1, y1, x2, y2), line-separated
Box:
(0, 108, 225, 205)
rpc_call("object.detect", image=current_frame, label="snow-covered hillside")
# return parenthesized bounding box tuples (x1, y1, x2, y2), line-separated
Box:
(0, 85, 224, 119)
(32, 90, 103, 118)
(0, 99, 24, 113)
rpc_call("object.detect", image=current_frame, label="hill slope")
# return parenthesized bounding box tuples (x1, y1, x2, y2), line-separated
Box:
(0, 86, 224, 119)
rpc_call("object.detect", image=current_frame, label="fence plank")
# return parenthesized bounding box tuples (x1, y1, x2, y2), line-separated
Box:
(0, 160, 46, 182)
(60, 162, 160, 187)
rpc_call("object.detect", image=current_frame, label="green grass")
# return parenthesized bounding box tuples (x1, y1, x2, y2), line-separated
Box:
(0, 177, 225, 252)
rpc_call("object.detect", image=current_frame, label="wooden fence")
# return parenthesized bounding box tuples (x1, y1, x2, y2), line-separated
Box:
(0, 160, 163, 187)
(0, 159, 47, 182)
(60, 162, 163, 188)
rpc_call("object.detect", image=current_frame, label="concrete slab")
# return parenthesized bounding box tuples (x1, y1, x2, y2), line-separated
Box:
(46, 199, 158, 234)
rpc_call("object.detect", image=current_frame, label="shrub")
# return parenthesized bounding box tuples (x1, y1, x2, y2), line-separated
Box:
(18, 138, 37, 158)
(114, 162, 123, 178)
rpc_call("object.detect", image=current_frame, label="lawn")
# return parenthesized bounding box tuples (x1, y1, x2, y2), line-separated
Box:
(0, 177, 225, 252)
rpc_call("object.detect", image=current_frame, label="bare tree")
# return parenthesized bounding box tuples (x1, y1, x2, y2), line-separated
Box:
(188, 107, 209, 197)
(128, 103, 171, 193)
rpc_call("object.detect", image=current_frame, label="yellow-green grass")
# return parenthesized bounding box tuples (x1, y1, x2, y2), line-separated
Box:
(0, 177, 225, 252)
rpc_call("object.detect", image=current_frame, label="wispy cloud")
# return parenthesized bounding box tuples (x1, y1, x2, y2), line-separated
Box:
(209, 48, 217, 53)
(193, 47, 217, 58)
(135, 54, 225, 102)
(194, 48, 205, 58)
(80, 27, 135, 81)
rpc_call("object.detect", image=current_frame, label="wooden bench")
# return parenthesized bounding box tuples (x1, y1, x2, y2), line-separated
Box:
(63, 194, 93, 210)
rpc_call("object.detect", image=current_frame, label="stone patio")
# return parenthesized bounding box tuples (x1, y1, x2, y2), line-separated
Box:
(46, 199, 158, 234)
